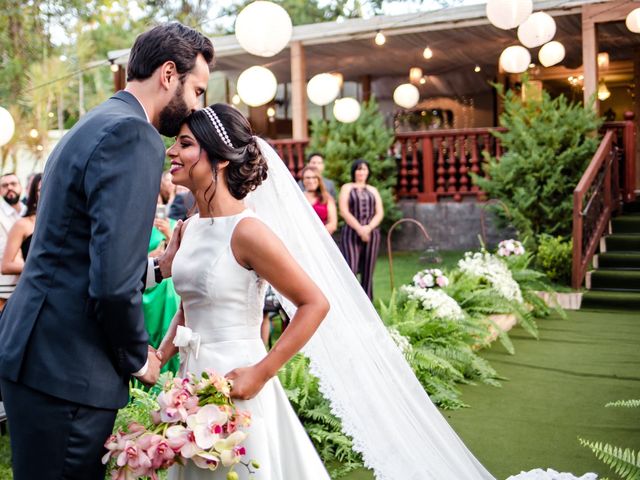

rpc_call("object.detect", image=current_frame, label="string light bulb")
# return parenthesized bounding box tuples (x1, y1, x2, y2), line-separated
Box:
(374, 31, 386, 46)
(474, 65, 481, 73)
(423, 46, 433, 59)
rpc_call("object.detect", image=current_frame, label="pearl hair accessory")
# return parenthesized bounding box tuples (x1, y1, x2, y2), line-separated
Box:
(202, 107, 234, 148)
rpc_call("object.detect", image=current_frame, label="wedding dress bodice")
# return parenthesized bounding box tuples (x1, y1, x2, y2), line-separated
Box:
(172, 210, 268, 346)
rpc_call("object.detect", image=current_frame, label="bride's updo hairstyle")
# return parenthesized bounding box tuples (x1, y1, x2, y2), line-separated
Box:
(185, 103, 268, 206)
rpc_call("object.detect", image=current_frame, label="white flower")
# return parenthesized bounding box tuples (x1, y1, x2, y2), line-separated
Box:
(497, 239, 525, 257)
(186, 405, 229, 450)
(411, 269, 450, 291)
(387, 327, 412, 358)
(506, 468, 597, 480)
(458, 251, 523, 303)
(401, 285, 464, 320)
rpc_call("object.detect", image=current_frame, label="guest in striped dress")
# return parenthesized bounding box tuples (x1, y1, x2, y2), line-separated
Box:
(339, 159, 384, 300)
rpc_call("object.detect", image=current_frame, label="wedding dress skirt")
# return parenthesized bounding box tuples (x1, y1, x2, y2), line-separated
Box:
(168, 211, 330, 480)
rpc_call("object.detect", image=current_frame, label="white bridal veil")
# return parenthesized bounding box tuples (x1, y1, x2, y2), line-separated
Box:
(246, 137, 495, 480)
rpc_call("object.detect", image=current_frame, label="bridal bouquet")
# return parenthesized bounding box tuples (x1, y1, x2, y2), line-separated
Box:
(497, 239, 525, 257)
(103, 370, 258, 480)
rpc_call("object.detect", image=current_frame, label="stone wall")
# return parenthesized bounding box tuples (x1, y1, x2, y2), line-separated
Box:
(388, 200, 516, 252)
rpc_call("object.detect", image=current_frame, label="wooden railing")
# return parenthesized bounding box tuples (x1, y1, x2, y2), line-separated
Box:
(602, 111, 637, 203)
(393, 128, 507, 202)
(268, 138, 309, 180)
(572, 130, 621, 289)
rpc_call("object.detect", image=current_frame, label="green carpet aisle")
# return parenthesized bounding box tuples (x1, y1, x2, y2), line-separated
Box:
(444, 310, 640, 480)
(583, 199, 640, 310)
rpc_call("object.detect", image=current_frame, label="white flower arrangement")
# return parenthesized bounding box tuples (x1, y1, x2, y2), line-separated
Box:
(497, 239, 525, 257)
(506, 468, 597, 480)
(401, 285, 464, 321)
(387, 326, 413, 359)
(412, 268, 450, 289)
(458, 251, 523, 303)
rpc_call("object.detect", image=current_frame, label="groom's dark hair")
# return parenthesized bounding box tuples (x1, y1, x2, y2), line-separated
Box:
(126, 23, 214, 82)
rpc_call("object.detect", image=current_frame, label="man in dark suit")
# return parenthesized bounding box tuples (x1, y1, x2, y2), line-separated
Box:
(0, 23, 213, 479)
(169, 190, 196, 221)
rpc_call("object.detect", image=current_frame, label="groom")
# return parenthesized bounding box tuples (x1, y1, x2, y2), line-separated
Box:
(0, 23, 213, 479)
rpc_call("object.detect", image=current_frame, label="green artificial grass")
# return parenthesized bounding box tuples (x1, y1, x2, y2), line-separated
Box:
(444, 309, 640, 480)
(581, 290, 640, 310)
(612, 216, 640, 234)
(604, 234, 640, 252)
(372, 250, 465, 305)
(595, 252, 640, 269)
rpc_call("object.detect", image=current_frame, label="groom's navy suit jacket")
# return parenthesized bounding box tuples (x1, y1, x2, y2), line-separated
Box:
(0, 91, 165, 409)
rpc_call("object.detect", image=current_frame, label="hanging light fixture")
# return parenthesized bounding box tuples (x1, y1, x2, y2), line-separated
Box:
(597, 81, 611, 101)
(0, 107, 15, 147)
(409, 67, 423, 84)
(517, 12, 556, 48)
(29, 128, 39, 139)
(232, 94, 241, 105)
(499, 45, 531, 73)
(597, 52, 610, 70)
(333, 98, 361, 123)
(235, 1, 293, 57)
(236, 66, 278, 107)
(393, 84, 420, 109)
(423, 46, 433, 59)
(486, 0, 532, 30)
(306, 73, 341, 106)
(474, 65, 481, 73)
(538, 41, 565, 67)
(626, 8, 640, 33)
(374, 30, 386, 46)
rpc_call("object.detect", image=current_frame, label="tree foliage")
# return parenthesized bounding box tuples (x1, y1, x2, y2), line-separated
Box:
(473, 83, 602, 244)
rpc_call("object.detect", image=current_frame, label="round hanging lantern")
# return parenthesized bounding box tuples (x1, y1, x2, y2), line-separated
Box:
(236, 66, 278, 107)
(235, 1, 292, 57)
(486, 0, 532, 30)
(499, 45, 531, 73)
(333, 98, 361, 123)
(517, 12, 556, 48)
(0, 107, 15, 147)
(626, 8, 640, 33)
(306, 73, 341, 106)
(538, 41, 565, 67)
(393, 84, 420, 109)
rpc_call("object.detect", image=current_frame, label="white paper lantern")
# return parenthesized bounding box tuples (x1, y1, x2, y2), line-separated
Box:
(235, 1, 292, 57)
(486, 0, 532, 30)
(236, 66, 278, 107)
(626, 8, 640, 33)
(333, 98, 361, 123)
(306, 73, 341, 106)
(538, 41, 565, 67)
(0, 107, 15, 147)
(517, 12, 556, 48)
(499, 45, 531, 73)
(393, 84, 420, 109)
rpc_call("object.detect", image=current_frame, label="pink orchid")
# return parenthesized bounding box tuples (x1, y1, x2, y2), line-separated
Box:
(187, 405, 229, 450)
(157, 387, 199, 423)
(138, 434, 176, 469)
(214, 431, 247, 467)
(116, 440, 152, 473)
(166, 425, 200, 459)
(191, 451, 221, 471)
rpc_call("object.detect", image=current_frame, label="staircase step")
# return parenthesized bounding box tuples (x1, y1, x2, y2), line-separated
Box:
(603, 234, 640, 252)
(612, 216, 640, 234)
(581, 290, 640, 310)
(595, 252, 640, 269)
(623, 199, 640, 214)
(587, 269, 640, 291)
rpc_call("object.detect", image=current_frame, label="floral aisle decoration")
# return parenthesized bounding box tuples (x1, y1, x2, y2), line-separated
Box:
(401, 268, 464, 321)
(497, 239, 525, 257)
(458, 251, 524, 304)
(506, 469, 597, 480)
(103, 371, 258, 480)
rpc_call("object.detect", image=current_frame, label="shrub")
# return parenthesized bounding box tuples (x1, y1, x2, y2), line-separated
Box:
(535, 234, 573, 285)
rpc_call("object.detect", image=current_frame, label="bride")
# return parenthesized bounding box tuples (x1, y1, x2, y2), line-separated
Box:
(157, 103, 495, 480)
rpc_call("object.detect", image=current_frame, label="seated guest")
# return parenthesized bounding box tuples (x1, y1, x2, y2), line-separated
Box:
(1, 174, 42, 275)
(298, 152, 336, 199)
(301, 166, 337, 235)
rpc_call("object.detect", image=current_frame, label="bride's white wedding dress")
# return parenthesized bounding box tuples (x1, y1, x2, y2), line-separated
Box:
(168, 210, 330, 480)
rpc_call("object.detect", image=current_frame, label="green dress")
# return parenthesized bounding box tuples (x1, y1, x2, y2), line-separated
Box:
(142, 221, 181, 374)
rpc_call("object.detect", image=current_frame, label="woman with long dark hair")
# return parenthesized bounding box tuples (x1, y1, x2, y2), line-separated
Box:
(1, 173, 42, 275)
(300, 165, 337, 234)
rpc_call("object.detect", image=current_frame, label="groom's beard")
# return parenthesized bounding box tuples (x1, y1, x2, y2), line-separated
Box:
(158, 84, 190, 137)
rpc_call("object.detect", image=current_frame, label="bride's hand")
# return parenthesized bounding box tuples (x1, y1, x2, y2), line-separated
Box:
(225, 365, 270, 400)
